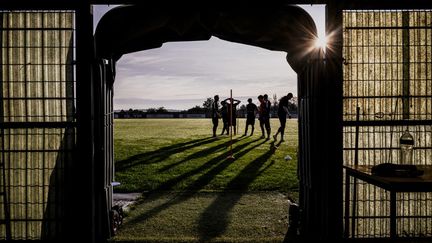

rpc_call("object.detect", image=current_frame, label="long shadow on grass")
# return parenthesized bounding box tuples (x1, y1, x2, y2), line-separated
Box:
(152, 138, 243, 191)
(116, 137, 214, 172)
(121, 138, 267, 228)
(157, 135, 248, 173)
(197, 141, 278, 242)
(117, 138, 242, 192)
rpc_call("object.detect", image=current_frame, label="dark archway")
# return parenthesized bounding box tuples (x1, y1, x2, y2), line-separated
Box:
(93, 3, 321, 241)
(94, 4, 318, 72)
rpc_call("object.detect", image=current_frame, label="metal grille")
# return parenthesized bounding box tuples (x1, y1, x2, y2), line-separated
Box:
(95, 59, 115, 237)
(343, 10, 432, 238)
(0, 10, 75, 240)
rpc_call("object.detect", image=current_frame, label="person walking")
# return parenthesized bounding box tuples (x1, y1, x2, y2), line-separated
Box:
(211, 95, 220, 137)
(244, 98, 258, 136)
(273, 93, 293, 142)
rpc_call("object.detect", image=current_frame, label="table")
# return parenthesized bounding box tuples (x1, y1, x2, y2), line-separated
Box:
(344, 164, 432, 239)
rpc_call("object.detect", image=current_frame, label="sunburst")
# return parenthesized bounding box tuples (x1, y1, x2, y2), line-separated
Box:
(314, 34, 328, 49)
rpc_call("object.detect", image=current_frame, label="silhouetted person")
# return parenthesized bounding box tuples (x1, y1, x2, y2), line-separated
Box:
(211, 95, 220, 137)
(273, 93, 293, 142)
(259, 94, 271, 139)
(258, 95, 268, 139)
(224, 98, 241, 135)
(244, 98, 258, 136)
(220, 100, 229, 135)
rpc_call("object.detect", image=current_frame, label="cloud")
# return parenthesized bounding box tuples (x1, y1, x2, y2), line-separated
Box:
(93, 5, 326, 110)
(113, 37, 297, 109)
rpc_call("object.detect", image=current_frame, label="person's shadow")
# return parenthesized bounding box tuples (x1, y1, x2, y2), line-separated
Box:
(197, 141, 277, 242)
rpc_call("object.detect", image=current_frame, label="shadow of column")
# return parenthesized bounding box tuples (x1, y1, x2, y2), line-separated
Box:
(41, 127, 75, 240)
(41, 27, 75, 240)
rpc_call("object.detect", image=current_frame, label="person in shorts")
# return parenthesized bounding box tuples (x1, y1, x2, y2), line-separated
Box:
(273, 93, 293, 142)
(220, 100, 229, 135)
(211, 95, 220, 137)
(260, 94, 271, 139)
(244, 98, 258, 136)
(258, 95, 268, 139)
(224, 98, 241, 135)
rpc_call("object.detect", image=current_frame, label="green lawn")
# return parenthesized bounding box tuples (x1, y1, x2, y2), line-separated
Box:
(112, 192, 291, 243)
(114, 118, 299, 193)
(113, 118, 299, 242)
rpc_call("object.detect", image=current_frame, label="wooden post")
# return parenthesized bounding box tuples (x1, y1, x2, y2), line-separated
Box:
(74, 3, 97, 243)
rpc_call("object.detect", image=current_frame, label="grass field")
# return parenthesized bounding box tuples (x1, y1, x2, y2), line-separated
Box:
(114, 118, 299, 193)
(112, 192, 291, 243)
(113, 118, 299, 242)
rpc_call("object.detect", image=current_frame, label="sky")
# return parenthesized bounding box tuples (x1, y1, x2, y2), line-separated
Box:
(93, 5, 325, 110)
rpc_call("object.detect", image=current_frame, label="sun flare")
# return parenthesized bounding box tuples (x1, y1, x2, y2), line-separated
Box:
(314, 34, 328, 49)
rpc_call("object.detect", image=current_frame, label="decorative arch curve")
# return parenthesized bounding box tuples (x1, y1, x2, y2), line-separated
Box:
(94, 4, 318, 73)
(92, 4, 326, 241)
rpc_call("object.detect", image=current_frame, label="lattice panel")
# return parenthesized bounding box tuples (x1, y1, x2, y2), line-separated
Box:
(343, 10, 432, 238)
(0, 10, 75, 240)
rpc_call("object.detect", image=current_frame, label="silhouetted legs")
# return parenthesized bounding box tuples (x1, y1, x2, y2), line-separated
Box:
(245, 124, 255, 136)
(221, 118, 228, 135)
(212, 117, 219, 137)
(274, 115, 286, 141)
(232, 117, 237, 135)
(264, 118, 271, 139)
(245, 116, 255, 136)
(259, 119, 265, 138)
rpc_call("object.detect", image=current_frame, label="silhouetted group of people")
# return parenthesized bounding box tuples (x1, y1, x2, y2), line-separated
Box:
(211, 93, 294, 142)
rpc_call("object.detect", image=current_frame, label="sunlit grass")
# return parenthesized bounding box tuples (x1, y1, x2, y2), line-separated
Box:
(113, 118, 299, 242)
(114, 118, 299, 193)
(112, 192, 290, 242)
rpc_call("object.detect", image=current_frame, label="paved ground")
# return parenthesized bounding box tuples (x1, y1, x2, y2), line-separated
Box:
(113, 192, 141, 212)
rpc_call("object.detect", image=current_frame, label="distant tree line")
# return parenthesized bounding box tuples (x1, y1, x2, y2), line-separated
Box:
(147, 107, 168, 113)
(116, 95, 297, 118)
